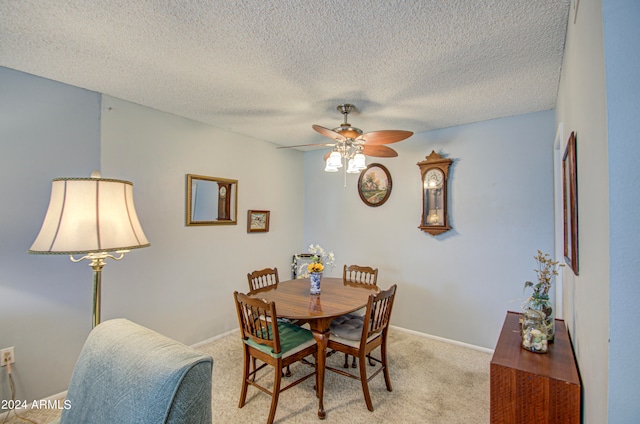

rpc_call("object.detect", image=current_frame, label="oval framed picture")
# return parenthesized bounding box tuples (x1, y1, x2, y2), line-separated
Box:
(358, 163, 392, 207)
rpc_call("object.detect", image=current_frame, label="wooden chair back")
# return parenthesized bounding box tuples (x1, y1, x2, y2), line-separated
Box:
(234, 291, 281, 355)
(247, 267, 279, 292)
(343, 264, 378, 286)
(363, 284, 397, 341)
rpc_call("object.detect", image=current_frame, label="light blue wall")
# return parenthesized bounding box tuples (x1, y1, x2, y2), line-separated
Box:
(602, 0, 640, 422)
(0, 67, 101, 400)
(0, 68, 306, 402)
(99, 95, 305, 343)
(304, 110, 557, 349)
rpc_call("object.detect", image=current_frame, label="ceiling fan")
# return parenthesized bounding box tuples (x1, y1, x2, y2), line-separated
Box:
(279, 104, 413, 174)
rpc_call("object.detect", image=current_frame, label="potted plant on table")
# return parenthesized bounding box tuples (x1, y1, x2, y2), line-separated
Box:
(523, 250, 563, 342)
(297, 244, 335, 294)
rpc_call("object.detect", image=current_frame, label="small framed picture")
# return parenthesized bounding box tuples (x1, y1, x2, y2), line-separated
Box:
(358, 163, 392, 207)
(247, 210, 270, 233)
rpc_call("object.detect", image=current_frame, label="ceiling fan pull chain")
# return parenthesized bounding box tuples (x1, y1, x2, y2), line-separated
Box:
(343, 156, 347, 188)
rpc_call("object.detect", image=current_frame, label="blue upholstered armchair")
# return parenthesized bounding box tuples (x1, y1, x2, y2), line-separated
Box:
(51, 318, 213, 424)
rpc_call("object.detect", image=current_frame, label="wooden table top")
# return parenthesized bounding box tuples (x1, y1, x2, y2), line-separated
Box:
(491, 311, 580, 384)
(248, 277, 379, 321)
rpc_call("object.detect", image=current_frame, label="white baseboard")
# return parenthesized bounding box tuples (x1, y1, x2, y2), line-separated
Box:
(193, 325, 494, 354)
(190, 327, 238, 349)
(390, 325, 494, 354)
(200, 324, 494, 354)
(0, 390, 67, 420)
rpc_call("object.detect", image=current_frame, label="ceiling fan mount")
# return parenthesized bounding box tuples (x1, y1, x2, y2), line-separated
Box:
(333, 104, 363, 139)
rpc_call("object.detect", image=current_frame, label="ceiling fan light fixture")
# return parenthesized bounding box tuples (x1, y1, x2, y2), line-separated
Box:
(346, 159, 360, 174)
(324, 160, 339, 172)
(352, 152, 367, 170)
(305, 103, 412, 183)
(327, 151, 343, 168)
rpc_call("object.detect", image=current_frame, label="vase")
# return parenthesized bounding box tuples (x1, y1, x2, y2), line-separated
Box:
(310, 272, 322, 295)
(521, 309, 548, 353)
(524, 293, 555, 342)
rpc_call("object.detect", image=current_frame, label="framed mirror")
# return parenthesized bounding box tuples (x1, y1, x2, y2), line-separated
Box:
(186, 174, 238, 226)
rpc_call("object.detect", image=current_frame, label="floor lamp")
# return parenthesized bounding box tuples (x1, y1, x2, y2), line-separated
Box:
(29, 171, 150, 328)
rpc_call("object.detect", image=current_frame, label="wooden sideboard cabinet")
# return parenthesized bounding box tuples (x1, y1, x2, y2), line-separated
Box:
(490, 311, 581, 423)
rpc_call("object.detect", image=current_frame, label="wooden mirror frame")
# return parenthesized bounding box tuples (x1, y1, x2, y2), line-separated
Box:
(186, 174, 238, 226)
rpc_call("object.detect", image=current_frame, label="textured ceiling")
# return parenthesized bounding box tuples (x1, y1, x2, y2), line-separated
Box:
(0, 0, 570, 149)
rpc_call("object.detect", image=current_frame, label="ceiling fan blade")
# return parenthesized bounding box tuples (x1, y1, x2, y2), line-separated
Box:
(362, 145, 398, 157)
(357, 130, 413, 145)
(277, 143, 335, 149)
(313, 125, 347, 141)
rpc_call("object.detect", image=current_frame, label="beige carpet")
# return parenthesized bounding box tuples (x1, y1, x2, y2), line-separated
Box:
(2, 329, 491, 424)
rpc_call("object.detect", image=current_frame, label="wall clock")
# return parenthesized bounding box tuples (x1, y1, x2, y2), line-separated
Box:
(417, 151, 452, 235)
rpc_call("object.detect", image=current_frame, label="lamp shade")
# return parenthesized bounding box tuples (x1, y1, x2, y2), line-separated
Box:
(29, 174, 150, 254)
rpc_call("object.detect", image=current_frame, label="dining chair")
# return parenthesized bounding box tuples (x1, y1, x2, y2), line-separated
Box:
(247, 267, 280, 292)
(326, 284, 397, 412)
(248, 266, 304, 377)
(337, 264, 379, 368)
(234, 291, 318, 424)
(291, 253, 313, 279)
(343, 264, 378, 286)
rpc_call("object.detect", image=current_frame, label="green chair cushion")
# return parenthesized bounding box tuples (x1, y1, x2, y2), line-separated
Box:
(244, 322, 314, 358)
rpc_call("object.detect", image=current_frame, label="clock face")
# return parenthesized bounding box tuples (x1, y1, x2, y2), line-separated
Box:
(219, 186, 227, 198)
(425, 168, 444, 189)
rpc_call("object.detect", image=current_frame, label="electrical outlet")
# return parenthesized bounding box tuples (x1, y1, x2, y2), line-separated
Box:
(1, 347, 15, 366)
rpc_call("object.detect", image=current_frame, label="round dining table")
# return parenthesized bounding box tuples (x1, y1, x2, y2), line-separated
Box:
(248, 277, 378, 419)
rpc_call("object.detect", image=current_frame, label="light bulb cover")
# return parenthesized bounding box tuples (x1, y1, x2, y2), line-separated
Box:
(327, 151, 343, 168)
(346, 159, 360, 173)
(324, 161, 339, 172)
(353, 152, 367, 170)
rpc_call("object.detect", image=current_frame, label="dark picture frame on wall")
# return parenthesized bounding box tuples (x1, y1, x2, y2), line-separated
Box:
(563, 131, 579, 275)
(358, 163, 392, 207)
(247, 210, 270, 233)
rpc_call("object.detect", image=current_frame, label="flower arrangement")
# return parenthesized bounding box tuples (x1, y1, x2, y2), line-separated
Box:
(523, 250, 563, 307)
(295, 244, 335, 278)
(308, 262, 325, 273)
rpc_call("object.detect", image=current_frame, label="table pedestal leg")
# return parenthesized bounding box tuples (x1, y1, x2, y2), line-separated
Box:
(312, 329, 329, 419)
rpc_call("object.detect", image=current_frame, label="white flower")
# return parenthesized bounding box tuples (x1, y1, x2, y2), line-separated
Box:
(294, 244, 336, 278)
